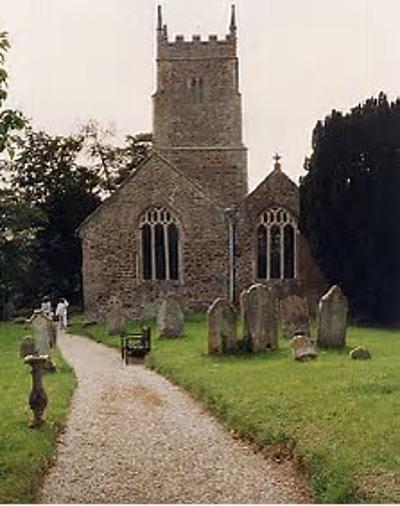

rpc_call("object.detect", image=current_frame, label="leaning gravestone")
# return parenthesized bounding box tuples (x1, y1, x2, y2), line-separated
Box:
(241, 284, 278, 352)
(207, 298, 237, 354)
(20, 336, 37, 358)
(317, 285, 348, 348)
(157, 295, 184, 338)
(280, 295, 310, 338)
(106, 296, 125, 335)
(291, 334, 317, 361)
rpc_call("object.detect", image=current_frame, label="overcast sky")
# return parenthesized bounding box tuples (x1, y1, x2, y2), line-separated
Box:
(1, 0, 400, 189)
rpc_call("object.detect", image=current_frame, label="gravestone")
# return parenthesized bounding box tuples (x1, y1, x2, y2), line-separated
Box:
(241, 284, 278, 352)
(280, 295, 310, 338)
(20, 336, 37, 358)
(31, 311, 54, 355)
(291, 334, 317, 361)
(207, 298, 237, 354)
(157, 295, 184, 338)
(350, 347, 371, 360)
(106, 296, 125, 335)
(317, 285, 348, 348)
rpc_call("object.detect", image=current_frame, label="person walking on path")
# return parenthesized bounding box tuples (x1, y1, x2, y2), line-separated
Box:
(55, 298, 69, 330)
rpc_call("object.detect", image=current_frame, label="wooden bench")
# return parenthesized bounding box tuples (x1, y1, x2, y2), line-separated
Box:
(120, 327, 151, 364)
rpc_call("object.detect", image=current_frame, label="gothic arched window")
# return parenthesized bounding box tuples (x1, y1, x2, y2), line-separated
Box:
(256, 208, 297, 280)
(139, 208, 180, 281)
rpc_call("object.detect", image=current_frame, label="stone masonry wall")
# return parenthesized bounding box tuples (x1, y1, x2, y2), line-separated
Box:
(162, 148, 248, 207)
(80, 154, 230, 321)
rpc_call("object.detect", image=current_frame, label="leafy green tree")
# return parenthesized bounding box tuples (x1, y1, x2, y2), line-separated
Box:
(82, 120, 152, 193)
(0, 31, 32, 319)
(8, 129, 102, 306)
(300, 92, 400, 324)
(0, 31, 25, 156)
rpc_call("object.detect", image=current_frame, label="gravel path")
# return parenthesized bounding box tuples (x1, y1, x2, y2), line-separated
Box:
(39, 333, 313, 503)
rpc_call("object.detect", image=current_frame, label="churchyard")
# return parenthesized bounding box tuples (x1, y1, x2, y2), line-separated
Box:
(68, 302, 400, 503)
(0, 322, 76, 503)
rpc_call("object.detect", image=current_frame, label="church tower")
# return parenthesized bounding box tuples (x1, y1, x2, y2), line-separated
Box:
(152, 5, 248, 206)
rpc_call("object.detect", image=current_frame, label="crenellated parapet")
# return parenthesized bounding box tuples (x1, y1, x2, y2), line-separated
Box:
(156, 5, 237, 60)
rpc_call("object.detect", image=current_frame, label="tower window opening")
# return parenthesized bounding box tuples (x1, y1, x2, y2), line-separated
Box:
(189, 77, 204, 103)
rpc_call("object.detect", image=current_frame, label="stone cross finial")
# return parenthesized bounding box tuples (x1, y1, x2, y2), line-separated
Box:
(273, 153, 282, 171)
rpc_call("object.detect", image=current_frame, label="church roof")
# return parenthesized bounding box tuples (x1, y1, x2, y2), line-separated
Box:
(78, 150, 224, 236)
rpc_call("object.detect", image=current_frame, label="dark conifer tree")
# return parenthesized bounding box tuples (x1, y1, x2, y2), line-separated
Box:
(300, 93, 400, 324)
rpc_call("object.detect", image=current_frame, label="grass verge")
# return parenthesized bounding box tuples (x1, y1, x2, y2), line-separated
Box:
(70, 314, 400, 503)
(0, 323, 76, 503)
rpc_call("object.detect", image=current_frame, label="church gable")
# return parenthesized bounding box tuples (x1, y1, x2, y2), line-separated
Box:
(80, 152, 230, 320)
(239, 157, 299, 221)
(79, 151, 223, 239)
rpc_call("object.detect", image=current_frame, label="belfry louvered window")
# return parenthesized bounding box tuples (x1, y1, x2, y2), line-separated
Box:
(257, 207, 297, 280)
(140, 208, 179, 281)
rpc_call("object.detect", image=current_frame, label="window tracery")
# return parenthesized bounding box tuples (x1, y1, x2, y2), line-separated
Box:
(139, 208, 179, 281)
(257, 207, 297, 280)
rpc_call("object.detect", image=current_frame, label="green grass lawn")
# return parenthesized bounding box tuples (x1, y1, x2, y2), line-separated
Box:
(70, 314, 400, 503)
(0, 323, 76, 503)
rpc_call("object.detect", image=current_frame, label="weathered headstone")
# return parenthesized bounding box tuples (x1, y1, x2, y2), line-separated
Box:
(106, 296, 126, 335)
(280, 295, 310, 338)
(317, 285, 348, 348)
(19, 336, 37, 358)
(207, 298, 237, 354)
(157, 295, 184, 338)
(349, 346, 371, 360)
(31, 311, 53, 355)
(291, 334, 317, 361)
(241, 283, 278, 352)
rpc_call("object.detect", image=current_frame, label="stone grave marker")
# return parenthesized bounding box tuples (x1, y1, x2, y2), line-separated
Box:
(241, 283, 278, 352)
(291, 334, 317, 361)
(349, 347, 371, 360)
(157, 295, 184, 338)
(280, 295, 310, 338)
(317, 285, 348, 348)
(31, 311, 53, 355)
(207, 298, 237, 354)
(106, 296, 126, 335)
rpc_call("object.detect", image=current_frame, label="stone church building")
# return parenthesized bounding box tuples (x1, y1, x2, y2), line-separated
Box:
(79, 6, 325, 320)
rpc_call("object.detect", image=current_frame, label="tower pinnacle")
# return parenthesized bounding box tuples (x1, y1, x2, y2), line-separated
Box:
(157, 5, 163, 32)
(230, 4, 237, 34)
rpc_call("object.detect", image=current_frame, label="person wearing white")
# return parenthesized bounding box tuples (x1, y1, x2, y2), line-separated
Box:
(55, 298, 69, 330)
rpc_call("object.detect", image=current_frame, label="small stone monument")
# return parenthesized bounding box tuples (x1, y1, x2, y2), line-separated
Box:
(24, 355, 48, 428)
(241, 283, 278, 352)
(157, 295, 184, 338)
(207, 298, 237, 354)
(31, 310, 53, 355)
(280, 295, 310, 338)
(291, 334, 318, 361)
(106, 296, 126, 335)
(19, 336, 37, 358)
(317, 285, 348, 348)
(349, 347, 371, 360)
